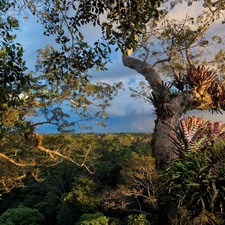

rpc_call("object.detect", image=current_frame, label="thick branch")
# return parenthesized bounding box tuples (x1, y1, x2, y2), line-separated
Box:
(37, 145, 95, 174)
(122, 55, 162, 93)
(0, 152, 35, 167)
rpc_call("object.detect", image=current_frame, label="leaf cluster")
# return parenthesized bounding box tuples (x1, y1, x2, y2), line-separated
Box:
(0, 4, 29, 107)
(0, 204, 44, 225)
(76, 212, 109, 225)
(157, 138, 225, 225)
(148, 81, 174, 118)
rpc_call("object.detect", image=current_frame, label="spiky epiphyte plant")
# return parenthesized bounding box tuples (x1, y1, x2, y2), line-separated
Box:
(169, 115, 225, 158)
(168, 115, 208, 157)
(206, 121, 225, 140)
(148, 81, 174, 118)
(173, 66, 225, 112)
(172, 66, 217, 92)
(186, 66, 217, 94)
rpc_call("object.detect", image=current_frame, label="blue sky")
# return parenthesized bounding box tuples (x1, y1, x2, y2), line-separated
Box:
(15, 16, 156, 133)
(14, 3, 225, 134)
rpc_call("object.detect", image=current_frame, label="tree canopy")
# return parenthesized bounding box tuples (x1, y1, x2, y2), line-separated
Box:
(0, 0, 163, 191)
(1, 0, 225, 189)
(122, 0, 225, 169)
(1, 1, 225, 224)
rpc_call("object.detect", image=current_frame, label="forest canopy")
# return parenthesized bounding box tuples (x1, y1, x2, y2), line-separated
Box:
(1, 1, 225, 225)
(1, 0, 225, 205)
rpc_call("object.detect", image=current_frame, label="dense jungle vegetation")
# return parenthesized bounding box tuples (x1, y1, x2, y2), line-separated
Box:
(0, 130, 225, 225)
(0, 133, 156, 225)
(1, 0, 225, 224)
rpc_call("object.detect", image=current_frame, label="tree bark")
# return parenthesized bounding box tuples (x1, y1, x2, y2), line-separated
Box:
(153, 95, 187, 170)
(122, 55, 162, 93)
(122, 55, 202, 170)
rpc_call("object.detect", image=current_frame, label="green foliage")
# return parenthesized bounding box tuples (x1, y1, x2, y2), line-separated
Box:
(20, 162, 83, 225)
(127, 214, 151, 225)
(63, 176, 101, 213)
(76, 212, 109, 225)
(108, 217, 121, 225)
(0, 1, 29, 107)
(0, 205, 44, 225)
(23, 0, 162, 54)
(157, 140, 225, 225)
(95, 133, 153, 188)
(101, 152, 157, 216)
(0, 133, 154, 225)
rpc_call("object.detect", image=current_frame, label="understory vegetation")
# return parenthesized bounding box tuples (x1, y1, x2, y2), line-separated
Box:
(0, 129, 224, 225)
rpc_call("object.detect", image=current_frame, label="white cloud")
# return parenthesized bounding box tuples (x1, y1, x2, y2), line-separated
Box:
(168, 1, 203, 19)
(92, 66, 153, 118)
(131, 115, 156, 132)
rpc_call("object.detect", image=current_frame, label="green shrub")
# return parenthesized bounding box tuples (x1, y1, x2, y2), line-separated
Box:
(108, 217, 121, 225)
(76, 212, 109, 225)
(0, 205, 45, 225)
(126, 214, 150, 225)
(157, 140, 225, 225)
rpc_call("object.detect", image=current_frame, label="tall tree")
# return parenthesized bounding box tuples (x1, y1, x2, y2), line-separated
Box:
(122, 0, 225, 169)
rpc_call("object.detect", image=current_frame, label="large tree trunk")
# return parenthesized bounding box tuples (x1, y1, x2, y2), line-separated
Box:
(122, 55, 196, 170)
(153, 95, 186, 170)
(122, 55, 220, 169)
(122, 54, 225, 225)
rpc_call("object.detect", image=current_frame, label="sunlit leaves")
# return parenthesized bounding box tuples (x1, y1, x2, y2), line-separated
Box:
(157, 146, 225, 225)
(76, 212, 109, 225)
(63, 176, 100, 212)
